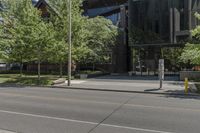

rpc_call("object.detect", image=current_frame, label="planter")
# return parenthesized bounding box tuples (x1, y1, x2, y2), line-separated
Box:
(80, 74, 88, 79)
(180, 71, 200, 81)
(128, 71, 133, 76)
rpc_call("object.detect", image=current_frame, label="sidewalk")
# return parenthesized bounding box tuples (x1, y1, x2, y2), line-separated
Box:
(56, 75, 191, 95)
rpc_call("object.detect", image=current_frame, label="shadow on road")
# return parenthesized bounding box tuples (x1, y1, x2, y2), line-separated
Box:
(161, 93, 200, 100)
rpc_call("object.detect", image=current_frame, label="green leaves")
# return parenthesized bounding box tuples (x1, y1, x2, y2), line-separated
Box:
(180, 13, 200, 65)
(0, 0, 56, 63)
(84, 16, 118, 64)
(180, 44, 200, 65)
(0, 0, 119, 72)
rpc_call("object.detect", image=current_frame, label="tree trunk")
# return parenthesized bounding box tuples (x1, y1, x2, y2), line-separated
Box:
(93, 63, 95, 71)
(38, 59, 41, 85)
(20, 56, 23, 77)
(20, 62, 23, 77)
(59, 62, 63, 78)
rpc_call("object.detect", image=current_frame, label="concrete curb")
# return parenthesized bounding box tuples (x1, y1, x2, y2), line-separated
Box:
(51, 85, 200, 97)
(0, 83, 200, 97)
(0, 129, 16, 133)
(189, 82, 198, 93)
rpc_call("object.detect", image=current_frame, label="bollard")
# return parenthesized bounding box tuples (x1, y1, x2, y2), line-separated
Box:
(184, 78, 189, 94)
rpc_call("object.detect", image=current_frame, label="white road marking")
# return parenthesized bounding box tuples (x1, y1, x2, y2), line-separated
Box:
(126, 104, 200, 112)
(0, 109, 174, 133)
(101, 124, 174, 133)
(0, 129, 16, 133)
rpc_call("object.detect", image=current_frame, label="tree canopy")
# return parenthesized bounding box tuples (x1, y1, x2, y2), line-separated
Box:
(0, 0, 119, 78)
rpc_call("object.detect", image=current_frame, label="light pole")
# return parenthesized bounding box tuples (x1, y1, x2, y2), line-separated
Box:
(67, 0, 72, 86)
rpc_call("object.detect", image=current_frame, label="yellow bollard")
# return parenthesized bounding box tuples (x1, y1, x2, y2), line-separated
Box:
(184, 78, 189, 94)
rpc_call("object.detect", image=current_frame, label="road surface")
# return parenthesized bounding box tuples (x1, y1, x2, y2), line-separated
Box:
(0, 86, 199, 133)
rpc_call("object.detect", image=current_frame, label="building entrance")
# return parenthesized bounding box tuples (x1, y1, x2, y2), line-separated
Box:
(130, 47, 182, 76)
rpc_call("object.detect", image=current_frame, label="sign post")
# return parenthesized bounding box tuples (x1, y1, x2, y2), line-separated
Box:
(159, 59, 164, 89)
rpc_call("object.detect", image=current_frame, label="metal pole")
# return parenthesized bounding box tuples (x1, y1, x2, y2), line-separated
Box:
(159, 59, 164, 89)
(159, 63, 162, 89)
(68, 0, 72, 86)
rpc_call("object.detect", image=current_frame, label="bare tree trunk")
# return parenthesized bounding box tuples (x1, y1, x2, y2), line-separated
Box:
(59, 62, 63, 78)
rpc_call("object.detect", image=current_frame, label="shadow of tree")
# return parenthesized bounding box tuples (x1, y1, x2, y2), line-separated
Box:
(0, 77, 54, 86)
(161, 93, 200, 100)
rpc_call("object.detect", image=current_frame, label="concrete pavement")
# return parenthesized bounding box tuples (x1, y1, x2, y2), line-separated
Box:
(58, 75, 187, 95)
(0, 86, 199, 132)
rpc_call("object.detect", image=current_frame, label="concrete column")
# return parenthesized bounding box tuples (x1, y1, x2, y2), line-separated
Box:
(169, 8, 173, 44)
(173, 8, 180, 43)
(120, 5, 126, 29)
(113, 4, 128, 73)
(188, 0, 192, 39)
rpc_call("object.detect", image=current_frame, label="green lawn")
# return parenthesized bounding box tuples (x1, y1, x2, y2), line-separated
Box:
(0, 74, 62, 86)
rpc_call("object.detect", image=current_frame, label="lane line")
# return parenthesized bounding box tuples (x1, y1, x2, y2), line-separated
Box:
(125, 104, 200, 112)
(101, 124, 174, 133)
(0, 109, 97, 125)
(0, 129, 16, 133)
(0, 109, 174, 133)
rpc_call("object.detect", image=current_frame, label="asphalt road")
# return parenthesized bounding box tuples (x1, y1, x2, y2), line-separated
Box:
(0, 86, 199, 133)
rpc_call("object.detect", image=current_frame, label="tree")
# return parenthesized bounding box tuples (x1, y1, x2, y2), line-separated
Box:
(163, 47, 183, 71)
(29, 22, 56, 83)
(84, 17, 118, 69)
(48, 0, 89, 74)
(180, 44, 200, 65)
(180, 13, 200, 66)
(0, 0, 32, 76)
(40, 0, 119, 73)
(46, 40, 67, 78)
(0, 0, 119, 80)
(0, 0, 55, 83)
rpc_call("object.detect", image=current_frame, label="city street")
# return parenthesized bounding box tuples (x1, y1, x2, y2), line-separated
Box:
(1, 0, 200, 133)
(0, 86, 199, 133)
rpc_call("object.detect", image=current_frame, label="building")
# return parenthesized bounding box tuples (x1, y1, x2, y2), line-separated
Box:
(129, 0, 200, 75)
(32, 0, 38, 5)
(33, 0, 200, 74)
(0, 59, 10, 71)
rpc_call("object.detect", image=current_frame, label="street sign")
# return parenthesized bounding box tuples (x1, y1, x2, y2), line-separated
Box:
(159, 59, 164, 89)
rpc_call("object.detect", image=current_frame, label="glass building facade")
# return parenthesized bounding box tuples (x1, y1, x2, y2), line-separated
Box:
(129, 0, 200, 46)
(32, 0, 200, 73)
(128, 0, 200, 74)
(83, 1, 124, 26)
(84, 5, 121, 25)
